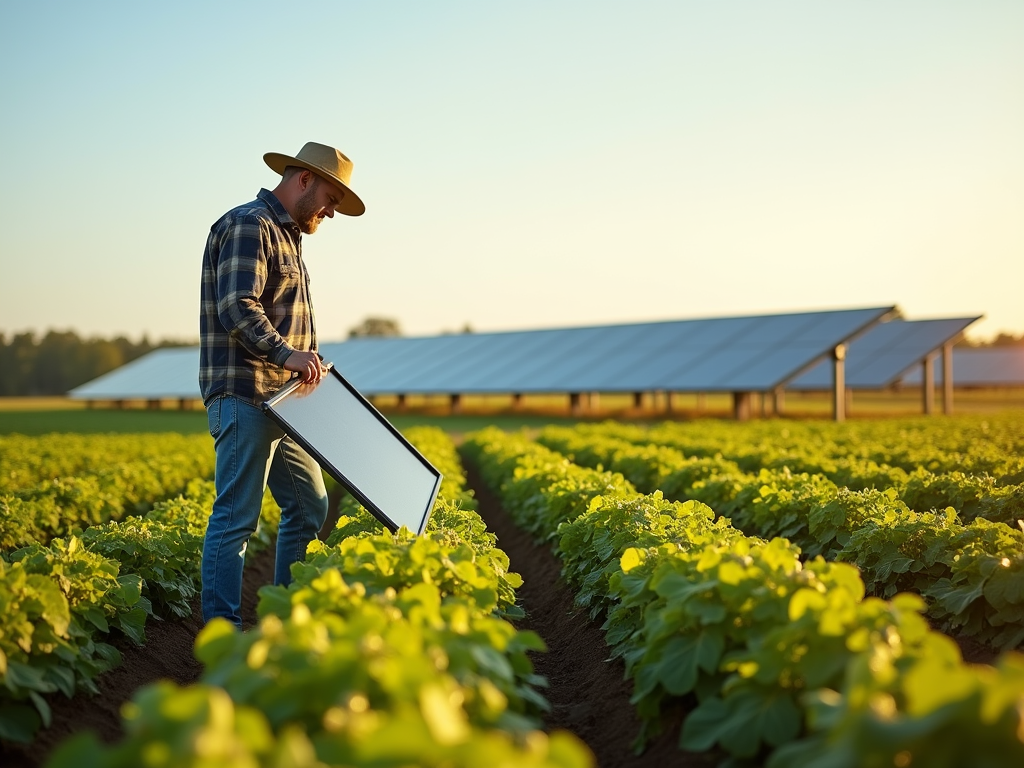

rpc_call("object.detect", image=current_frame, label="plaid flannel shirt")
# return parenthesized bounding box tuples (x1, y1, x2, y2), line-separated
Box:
(199, 189, 317, 404)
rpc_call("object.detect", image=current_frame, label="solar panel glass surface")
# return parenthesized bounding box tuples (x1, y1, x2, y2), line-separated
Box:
(574, 346, 709, 391)
(789, 318, 978, 389)
(901, 347, 1024, 386)
(69, 347, 202, 400)
(717, 344, 833, 390)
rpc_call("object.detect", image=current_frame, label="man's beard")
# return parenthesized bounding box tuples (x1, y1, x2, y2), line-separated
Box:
(294, 180, 323, 234)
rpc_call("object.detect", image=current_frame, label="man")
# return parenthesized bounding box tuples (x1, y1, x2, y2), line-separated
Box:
(198, 141, 365, 627)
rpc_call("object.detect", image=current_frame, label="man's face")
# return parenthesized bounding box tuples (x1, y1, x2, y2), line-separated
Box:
(293, 174, 346, 235)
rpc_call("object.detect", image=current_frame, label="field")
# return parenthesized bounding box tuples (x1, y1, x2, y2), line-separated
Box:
(1, 402, 1023, 767)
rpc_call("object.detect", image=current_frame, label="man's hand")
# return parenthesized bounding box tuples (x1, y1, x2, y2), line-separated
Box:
(283, 350, 328, 384)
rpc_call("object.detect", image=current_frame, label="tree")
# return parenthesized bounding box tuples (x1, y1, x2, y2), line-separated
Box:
(0, 330, 196, 396)
(348, 317, 402, 338)
(990, 332, 1024, 347)
(963, 331, 1024, 348)
(0, 332, 38, 396)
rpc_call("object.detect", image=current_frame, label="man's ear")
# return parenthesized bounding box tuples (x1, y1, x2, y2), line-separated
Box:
(297, 169, 315, 190)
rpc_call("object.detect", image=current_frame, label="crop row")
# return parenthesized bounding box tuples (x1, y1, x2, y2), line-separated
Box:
(0, 430, 277, 746)
(0, 433, 216, 550)
(463, 427, 1024, 766)
(1, 478, 228, 744)
(537, 423, 1024, 650)
(617, 413, 1024, 482)
(0, 434, 214, 494)
(566, 417, 1024, 525)
(44, 427, 594, 768)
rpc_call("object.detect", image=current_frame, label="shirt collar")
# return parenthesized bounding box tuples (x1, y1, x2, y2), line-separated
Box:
(257, 188, 299, 231)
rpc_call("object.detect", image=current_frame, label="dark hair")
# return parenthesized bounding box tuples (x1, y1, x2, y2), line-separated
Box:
(282, 166, 322, 191)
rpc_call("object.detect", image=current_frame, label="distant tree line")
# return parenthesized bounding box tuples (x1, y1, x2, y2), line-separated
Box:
(0, 330, 195, 396)
(964, 332, 1024, 347)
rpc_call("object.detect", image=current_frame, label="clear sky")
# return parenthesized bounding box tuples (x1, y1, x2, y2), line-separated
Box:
(1, 1, 1021, 343)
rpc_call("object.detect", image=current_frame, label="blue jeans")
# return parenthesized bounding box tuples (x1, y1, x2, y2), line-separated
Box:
(202, 394, 328, 626)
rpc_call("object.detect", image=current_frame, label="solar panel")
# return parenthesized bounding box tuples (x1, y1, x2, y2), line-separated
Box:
(717, 344, 829, 390)
(68, 347, 201, 400)
(443, 334, 558, 391)
(900, 346, 1024, 387)
(262, 366, 441, 534)
(789, 317, 980, 390)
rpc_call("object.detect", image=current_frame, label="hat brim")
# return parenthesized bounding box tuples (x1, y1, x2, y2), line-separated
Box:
(264, 152, 365, 216)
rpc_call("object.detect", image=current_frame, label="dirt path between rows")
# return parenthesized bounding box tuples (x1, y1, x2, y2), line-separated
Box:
(464, 463, 720, 768)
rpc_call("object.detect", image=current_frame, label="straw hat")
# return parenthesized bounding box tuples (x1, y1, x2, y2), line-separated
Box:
(264, 141, 365, 216)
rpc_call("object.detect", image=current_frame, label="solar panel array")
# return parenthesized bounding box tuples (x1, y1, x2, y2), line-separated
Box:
(788, 317, 979, 390)
(77, 305, 1008, 403)
(315, 307, 893, 394)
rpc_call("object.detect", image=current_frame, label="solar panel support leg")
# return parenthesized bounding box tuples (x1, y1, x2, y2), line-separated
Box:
(942, 343, 954, 415)
(633, 391, 644, 410)
(511, 393, 523, 411)
(397, 393, 407, 411)
(450, 393, 462, 415)
(733, 391, 752, 421)
(773, 387, 786, 415)
(570, 392, 583, 416)
(832, 344, 847, 422)
(922, 355, 936, 415)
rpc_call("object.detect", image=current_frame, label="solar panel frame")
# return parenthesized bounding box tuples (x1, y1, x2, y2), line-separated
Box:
(261, 366, 442, 535)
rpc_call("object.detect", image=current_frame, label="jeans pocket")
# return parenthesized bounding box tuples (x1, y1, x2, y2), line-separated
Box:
(207, 395, 224, 438)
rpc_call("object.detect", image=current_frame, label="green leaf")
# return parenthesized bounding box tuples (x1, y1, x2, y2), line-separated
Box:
(44, 732, 108, 768)
(926, 578, 985, 614)
(658, 631, 725, 696)
(115, 607, 148, 646)
(789, 588, 827, 621)
(620, 547, 644, 573)
(679, 695, 730, 752)
(47, 664, 77, 698)
(81, 605, 109, 632)
(4, 660, 56, 694)
(0, 702, 42, 743)
(681, 688, 801, 757)
(982, 566, 1024, 610)
(195, 617, 240, 665)
(28, 690, 52, 728)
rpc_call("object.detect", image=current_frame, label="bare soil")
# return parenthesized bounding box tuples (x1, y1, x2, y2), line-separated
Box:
(464, 463, 720, 768)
